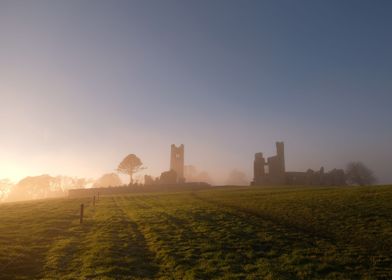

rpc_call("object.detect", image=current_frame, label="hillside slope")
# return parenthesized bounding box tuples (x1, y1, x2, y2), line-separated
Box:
(0, 186, 391, 279)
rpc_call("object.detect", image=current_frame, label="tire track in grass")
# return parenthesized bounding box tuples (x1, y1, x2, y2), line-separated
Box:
(115, 191, 389, 279)
(114, 194, 212, 279)
(192, 192, 386, 279)
(43, 196, 159, 279)
(172, 195, 308, 279)
(136, 196, 225, 277)
(147, 193, 369, 279)
(192, 192, 338, 245)
(115, 193, 299, 279)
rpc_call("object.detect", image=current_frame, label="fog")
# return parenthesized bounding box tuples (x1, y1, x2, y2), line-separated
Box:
(0, 167, 246, 203)
(1, 1, 391, 202)
(0, 141, 384, 203)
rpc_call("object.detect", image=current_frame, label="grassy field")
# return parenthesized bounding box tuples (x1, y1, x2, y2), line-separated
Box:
(0, 186, 391, 279)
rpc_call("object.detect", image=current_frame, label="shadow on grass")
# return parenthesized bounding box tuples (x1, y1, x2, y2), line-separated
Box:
(101, 202, 159, 278)
(43, 199, 159, 279)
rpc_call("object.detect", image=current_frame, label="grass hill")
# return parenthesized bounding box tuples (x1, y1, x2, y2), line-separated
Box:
(0, 185, 391, 279)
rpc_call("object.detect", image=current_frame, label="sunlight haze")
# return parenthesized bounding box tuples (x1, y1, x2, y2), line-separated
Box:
(1, 0, 391, 185)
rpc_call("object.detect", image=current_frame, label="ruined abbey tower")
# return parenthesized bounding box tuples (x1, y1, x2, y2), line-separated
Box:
(252, 142, 345, 186)
(170, 144, 185, 183)
(253, 142, 286, 185)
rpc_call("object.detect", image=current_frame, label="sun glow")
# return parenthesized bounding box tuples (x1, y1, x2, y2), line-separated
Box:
(0, 163, 32, 183)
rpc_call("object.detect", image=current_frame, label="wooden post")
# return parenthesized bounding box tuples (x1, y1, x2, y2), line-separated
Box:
(80, 203, 84, 224)
(93, 195, 95, 207)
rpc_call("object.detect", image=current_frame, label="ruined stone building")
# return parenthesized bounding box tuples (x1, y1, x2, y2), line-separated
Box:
(170, 144, 185, 183)
(251, 142, 346, 186)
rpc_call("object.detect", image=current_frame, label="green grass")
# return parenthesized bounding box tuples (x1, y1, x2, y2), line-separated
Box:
(0, 186, 391, 279)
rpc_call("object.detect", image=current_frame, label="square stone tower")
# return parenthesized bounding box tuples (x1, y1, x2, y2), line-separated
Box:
(170, 144, 185, 183)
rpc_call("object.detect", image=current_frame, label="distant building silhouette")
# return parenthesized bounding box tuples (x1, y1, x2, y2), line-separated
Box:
(170, 144, 185, 183)
(160, 170, 178, 184)
(251, 142, 346, 186)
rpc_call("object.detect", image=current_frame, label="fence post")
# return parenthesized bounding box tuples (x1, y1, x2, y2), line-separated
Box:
(80, 203, 84, 224)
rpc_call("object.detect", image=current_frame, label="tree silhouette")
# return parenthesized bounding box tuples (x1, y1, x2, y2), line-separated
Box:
(0, 179, 14, 202)
(94, 173, 122, 188)
(117, 154, 144, 185)
(346, 161, 377, 186)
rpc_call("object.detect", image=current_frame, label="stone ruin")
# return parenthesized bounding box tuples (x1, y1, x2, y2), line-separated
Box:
(170, 144, 185, 183)
(143, 144, 186, 185)
(251, 142, 346, 186)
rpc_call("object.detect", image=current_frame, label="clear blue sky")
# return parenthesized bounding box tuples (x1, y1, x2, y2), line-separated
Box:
(0, 0, 391, 183)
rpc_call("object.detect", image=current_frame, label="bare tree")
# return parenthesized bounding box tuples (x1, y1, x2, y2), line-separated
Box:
(345, 161, 377, 186)
(117, 154, 144, 185)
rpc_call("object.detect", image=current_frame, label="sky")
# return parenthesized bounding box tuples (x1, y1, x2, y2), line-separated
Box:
(0, 0, 391, 184)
